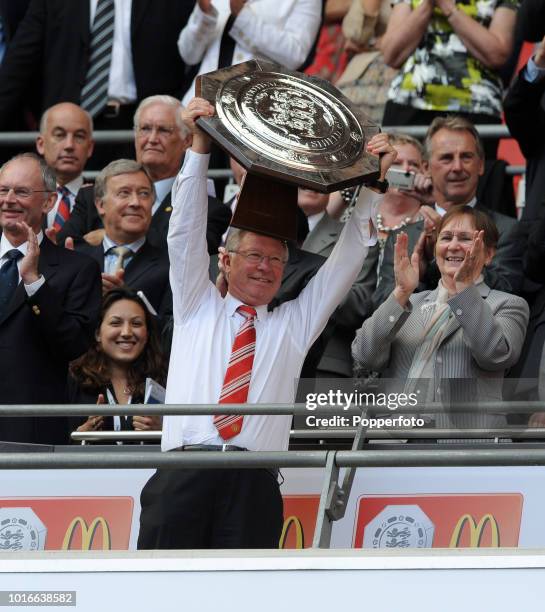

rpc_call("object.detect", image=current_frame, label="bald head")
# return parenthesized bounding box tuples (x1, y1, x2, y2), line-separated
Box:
(36, 102, 94, 185)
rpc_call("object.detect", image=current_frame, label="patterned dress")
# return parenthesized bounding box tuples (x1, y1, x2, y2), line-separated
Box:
(387, 0, 519, 117)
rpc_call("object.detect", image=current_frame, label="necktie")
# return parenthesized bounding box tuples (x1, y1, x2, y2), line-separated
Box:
(53, 186, 71, 232)
(80, 0, 115, 118)
(109, 246, 132, 272)
(0, 249, 23, 318)
(214, 305, 257, 440)
(217, 14, 236, 69)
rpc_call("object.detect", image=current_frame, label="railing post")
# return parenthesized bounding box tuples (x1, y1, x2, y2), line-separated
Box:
(312, 451, 344, 548)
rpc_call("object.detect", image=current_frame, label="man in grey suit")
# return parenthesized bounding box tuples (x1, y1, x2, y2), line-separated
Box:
(299, 188, 376, 378)
(373, 116, 522, 307)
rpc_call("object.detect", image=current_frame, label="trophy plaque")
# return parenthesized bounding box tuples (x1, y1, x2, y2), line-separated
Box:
(195, 59, 381, 241)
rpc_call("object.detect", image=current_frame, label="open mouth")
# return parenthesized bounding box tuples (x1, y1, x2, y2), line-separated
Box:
(445, 256, 464, 263)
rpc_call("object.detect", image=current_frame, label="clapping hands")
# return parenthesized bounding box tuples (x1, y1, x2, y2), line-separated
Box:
(393, 231, 420, 306)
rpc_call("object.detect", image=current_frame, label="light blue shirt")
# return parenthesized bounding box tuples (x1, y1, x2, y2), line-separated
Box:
(102, 235, 146, 274)
(524, 56, 545, 83)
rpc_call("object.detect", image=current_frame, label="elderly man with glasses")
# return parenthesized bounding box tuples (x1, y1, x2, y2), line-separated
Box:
(57, 95, 231, 255)
(0, 153, 101, 445)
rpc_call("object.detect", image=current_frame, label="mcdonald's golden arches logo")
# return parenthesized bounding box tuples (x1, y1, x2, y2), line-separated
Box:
(62, 516, 111, 551)
(449, 514, 500, 548)
(279, 516, 305, 549)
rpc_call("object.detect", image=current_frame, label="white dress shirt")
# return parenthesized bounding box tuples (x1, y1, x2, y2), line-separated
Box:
(152, 176, 176, 216)
(435, 196, 477, 217)
(161, 150, 380, 452)
(0, 232, 45, 296)
(46, 175, 84, 229)
(90, 0, 137, 103)
(178, 0, 321, 106)
(307, 211, 325, 233)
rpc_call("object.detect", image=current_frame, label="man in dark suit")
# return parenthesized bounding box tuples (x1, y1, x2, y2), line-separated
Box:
(75, 158, 171, 326)
(373, 116, 522, 305)
(504, 33, 545, 222)
(58, 95, 231, 254)
(0, 0, 34, 142)
(0, 153, 101, 445)
(36, 102, 94, 231)
(0, 0, 195, 130)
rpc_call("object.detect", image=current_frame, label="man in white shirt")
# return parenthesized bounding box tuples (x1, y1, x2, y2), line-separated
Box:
(137, 96, 395, 549)
(36, 103, 94, 232)
(178, 0, 322, 106)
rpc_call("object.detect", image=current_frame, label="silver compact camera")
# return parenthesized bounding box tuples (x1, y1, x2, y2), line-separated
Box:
(386, 168, 415, 190)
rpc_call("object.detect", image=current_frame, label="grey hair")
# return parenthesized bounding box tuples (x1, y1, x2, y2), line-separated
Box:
(0, 152, 56, 192)
(387, 132, 424, 157)
(133, 95, 191, 138)
(95, 159, 156, 201)
(424, 115, 484, 160)
(39, 103, 93, 135)
(225, 228, 289, 261)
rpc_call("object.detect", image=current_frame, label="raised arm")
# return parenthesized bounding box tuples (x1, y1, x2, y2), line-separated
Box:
(292, 134, 397, 349)
(381, 0, 434, 69)
(447, 286, 528, 370)
(168, 98, 215, 323)
(352, 230, 418, 370)
(230, 0, 322, 69)
(177, 1, 219, 66)
(434, 0, 516, 69)
(504, 37, 545, 159)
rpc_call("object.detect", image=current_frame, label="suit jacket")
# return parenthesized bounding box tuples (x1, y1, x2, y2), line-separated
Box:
(373, 202, 522, 309)
(0, 0, 195, 126)
(59, 184, 231, 255)
(76, 239, 172, 324)
(0, 235, 101, 445)
(302, 213, 377, 376)
(504, 66, 545, 221)
(353, 282, 529, 429)
(66, 379, 159, 444)
(0, 0, 35, 130)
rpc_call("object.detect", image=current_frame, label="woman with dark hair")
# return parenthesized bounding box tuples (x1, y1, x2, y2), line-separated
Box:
(68, 287, 166, 439)
(352, 206, 529, 436)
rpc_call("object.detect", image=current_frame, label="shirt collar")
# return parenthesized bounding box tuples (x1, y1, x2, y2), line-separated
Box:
(102, 234, 146, 254)
(59, 175, 84, 197)
(435, 196, 477, 217)
(307, 211, 325, 232)
(224, 292, 268, 322)
(154, 176, 176, 207)
(1, 231, 44, 259)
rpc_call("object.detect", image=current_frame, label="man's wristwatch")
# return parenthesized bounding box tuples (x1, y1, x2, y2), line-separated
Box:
(366, 178, 389, 193)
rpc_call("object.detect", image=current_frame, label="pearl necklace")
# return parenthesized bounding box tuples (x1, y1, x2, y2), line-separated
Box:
(376, 213, 413, 233)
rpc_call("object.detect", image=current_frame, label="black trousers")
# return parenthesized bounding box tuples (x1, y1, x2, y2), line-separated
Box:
(137, 467, 284, 549)
(382, 101, 501, 159)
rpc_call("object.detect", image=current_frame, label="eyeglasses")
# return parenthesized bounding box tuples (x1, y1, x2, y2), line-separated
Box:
(135, 124, 177, 138)
(229, 250, 287, 269)
(0, 186, 52, 199)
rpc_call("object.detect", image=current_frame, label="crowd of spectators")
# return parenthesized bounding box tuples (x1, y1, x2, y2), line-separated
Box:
(0, 0, 545, 452)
